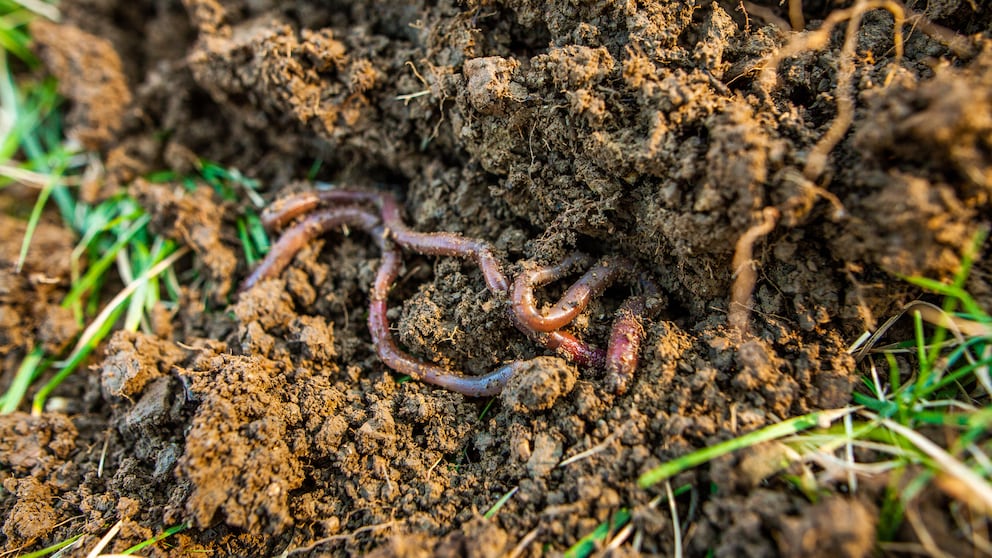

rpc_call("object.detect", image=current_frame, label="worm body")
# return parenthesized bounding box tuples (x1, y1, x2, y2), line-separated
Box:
(242, 186, 662, 397)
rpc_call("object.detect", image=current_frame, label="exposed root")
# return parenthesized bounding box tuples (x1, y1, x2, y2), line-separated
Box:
(788, 0, 805, 31)
(729, 207, 780, 335)
(759, 0, 906, 181)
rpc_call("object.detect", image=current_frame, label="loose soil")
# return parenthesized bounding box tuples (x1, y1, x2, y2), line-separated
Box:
(2, 0, 991, 556)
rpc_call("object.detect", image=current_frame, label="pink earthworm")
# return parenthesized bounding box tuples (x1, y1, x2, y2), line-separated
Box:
(245, 186, 663, 396)
(263, 187, 510, 293)
(260, 188, 383, 230)
(366, 242, 523, 397)
(604, 277, 661, 395)
(512, 253, 624, 333)
(241, 206, 382, 291)
(245, 194, 522, 396)
(510, 254, 656, 385)
(374, 192, 509, 294)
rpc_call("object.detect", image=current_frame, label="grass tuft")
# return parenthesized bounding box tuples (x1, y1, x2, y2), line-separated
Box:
(638, 408, 854, 488)
(0, 2, 264, 414)
(149, 160, 268, 265)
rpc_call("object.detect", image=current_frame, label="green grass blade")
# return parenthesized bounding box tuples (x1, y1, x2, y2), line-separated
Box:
(912, 309, 931, 395)
(922, 356, 992, 398)
(1, 345, 44, 413)
(638, 408, 853, 488)
(32, 301, 127, 415)
(904, 276, 987, 320)
(121, 522, 188, 555)
(307, 158, 323, 180)
(236, 216, 258, 266)
(0, 25, 33, 65)
(123, 273, 149, 332)
(563, 508, 631, 558)
(14, 164, 62, 272)
(61, 213, 150, 310)
(245, 210, 269, 255)
(483, 486, 518, 519)
(18, 533, 84, 558)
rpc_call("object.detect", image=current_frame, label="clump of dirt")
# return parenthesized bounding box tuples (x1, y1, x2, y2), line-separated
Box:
(0, 213, 77, 384)
(500, 356, 578, 413)
(128, 179, 239, 300)
(2, 0, 991, 556)
(0, 413, 76, 547)
(29, 18, 132, 152)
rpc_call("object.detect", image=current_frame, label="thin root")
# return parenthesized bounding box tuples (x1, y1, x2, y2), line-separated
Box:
(729, 207, 780, 335)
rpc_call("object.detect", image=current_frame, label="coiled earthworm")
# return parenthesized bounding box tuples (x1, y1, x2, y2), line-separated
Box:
(242, 186, 663, 396)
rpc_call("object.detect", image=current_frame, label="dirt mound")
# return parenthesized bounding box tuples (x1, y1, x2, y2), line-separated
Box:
(2, 0, 990, 556)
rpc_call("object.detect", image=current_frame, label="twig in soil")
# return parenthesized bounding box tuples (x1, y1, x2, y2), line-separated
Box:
(244, 186, 663, 396)
(97, 429, 110, 478)
(279, 521, 398, 557)
(605, 522, 635, 554)
(558, 427, 622, 468)
(395, 89, 431, 103)
(728, 207, 779, 335)
(506, 527, 541, 558)
(905, 503, 954, 558)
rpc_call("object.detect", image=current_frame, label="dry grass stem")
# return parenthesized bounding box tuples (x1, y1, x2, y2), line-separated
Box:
(86, 520, 122, 558)
(741, 1, 790, 32)
(666, 481, 684, 558)
(506, 528, 540, 558)
(281, 521, 398, 556)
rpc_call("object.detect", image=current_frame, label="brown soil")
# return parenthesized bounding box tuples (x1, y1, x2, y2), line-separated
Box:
(2, 0, 991, 556)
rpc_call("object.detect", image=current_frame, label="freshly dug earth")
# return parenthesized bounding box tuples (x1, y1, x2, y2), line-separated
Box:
(2, 0, 992, 556)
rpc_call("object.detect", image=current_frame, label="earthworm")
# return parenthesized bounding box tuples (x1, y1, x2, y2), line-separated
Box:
(241, 206, 382, 291)
(511, 254, 658, 390)
(604, 277, 661, 395)
(260, 188, 382, 230)
(263, 187, 510, 293)
(365, 234, 521, 397)
(244, 185, 664, 396)
(375, 192, 509, 294)
(246, 200, 523, 396)
(512, 253, 624, 333)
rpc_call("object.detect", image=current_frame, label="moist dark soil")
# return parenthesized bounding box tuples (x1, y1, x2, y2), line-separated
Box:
(3, 0, 992, 556)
